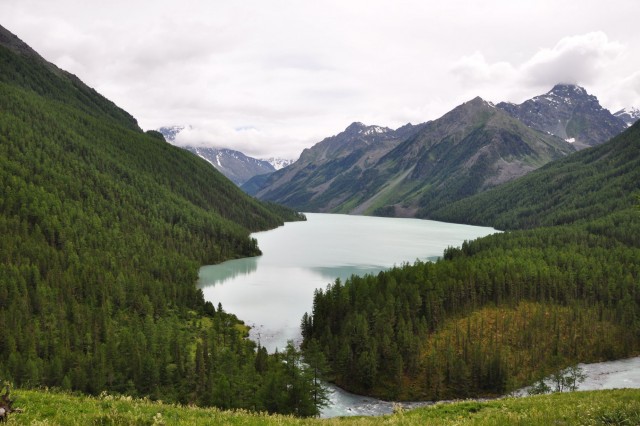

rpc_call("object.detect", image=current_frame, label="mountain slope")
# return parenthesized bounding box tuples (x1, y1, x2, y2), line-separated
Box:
(497, 84, 627, 150)
(251, 98, 574, 217)
(374, 98, 575, 217)
(430, 120, 640, 230)
(0, 25, 140, 132)
(245, 121, 426, 209)
(0, 24, 307, 411)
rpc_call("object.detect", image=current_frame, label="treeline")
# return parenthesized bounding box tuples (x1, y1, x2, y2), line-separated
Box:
(302, 210, 640, 399)
(0, 40, 324, 416)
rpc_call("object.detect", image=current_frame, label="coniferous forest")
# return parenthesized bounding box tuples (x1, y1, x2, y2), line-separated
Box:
(3, 20, 640, 420)
(302, 122, 640, 400)
(0, 37, 329, 416)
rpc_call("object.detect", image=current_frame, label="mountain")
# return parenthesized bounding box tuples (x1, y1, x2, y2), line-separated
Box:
(242, 121, 427, 209)
(614, 107, 640, 127)
(156, 124, 183, 142)
(497, 84, 627, 150)
(185, 146, 275, 186)
(0, 24, 308, 411)
(157, 126, 293, 185)
(430, 119, 640, 231)
(249, 98, 574, 217)
(263, 157, 295, 170)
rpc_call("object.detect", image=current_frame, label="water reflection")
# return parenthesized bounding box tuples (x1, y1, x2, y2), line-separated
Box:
(199, 256, 258, 286)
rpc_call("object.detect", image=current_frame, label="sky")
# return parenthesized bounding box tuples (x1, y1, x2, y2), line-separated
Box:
(2, 0, 640, 159)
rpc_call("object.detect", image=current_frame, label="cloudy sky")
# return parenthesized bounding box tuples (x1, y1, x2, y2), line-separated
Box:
(2, 0, 640, 159)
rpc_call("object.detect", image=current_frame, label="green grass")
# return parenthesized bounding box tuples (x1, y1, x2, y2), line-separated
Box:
(6, 388, 640, 425)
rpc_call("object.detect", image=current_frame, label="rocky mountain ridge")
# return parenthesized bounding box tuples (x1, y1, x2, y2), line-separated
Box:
(247, 96, 574, 217)
(497, 84, 626, 149)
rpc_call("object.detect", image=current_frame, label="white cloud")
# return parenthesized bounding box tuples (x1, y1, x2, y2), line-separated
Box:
(521, 32, 625, 88)
(2, 1, 640, 159)
(451, 52, 516, 87)
(599, 71, 640, 113)
(171, 121, 312, 160)
(450, 32, 629, 106)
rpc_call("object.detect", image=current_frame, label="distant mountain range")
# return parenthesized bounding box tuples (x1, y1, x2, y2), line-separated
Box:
(244, 84, 631, 218)
(157, 126, 294, 186)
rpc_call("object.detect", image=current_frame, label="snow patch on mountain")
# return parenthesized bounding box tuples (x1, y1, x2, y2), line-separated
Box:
(156, 126, 278, 185)
(362, 126, 390, 136)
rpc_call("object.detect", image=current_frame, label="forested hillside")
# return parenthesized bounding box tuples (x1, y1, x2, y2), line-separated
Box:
(302, 123, 640, 400)
(430, 121, 640, 230)
(0, 27, 322, 416)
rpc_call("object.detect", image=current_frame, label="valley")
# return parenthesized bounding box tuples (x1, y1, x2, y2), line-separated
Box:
(1, 15, 640, 425)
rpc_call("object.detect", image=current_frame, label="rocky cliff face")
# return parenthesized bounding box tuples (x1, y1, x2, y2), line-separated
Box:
(497, 84, 627, 150)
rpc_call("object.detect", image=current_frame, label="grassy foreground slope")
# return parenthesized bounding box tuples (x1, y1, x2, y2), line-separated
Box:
(5, 387, 640, 425)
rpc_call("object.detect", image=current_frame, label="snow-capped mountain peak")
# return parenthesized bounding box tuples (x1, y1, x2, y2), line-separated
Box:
(614, 107, 640, 127)
(496, 84, 627, 149)
(156, 125, 279, 185)
(263, 158, 295, 170)
(157, 125, 186, 143)
(362, 126, 391, 136)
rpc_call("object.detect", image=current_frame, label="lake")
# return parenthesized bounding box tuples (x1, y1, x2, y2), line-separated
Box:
(196, 213, 640, 417)
(197, 213, 497, 352)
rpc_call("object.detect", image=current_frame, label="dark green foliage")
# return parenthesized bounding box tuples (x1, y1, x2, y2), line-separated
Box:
(0, 46, 140, 132)
(145, 130, 167, 141)
(257, 342, 329, 417)
(0, 40, 316, 415)
(303, 214, 640, 399)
